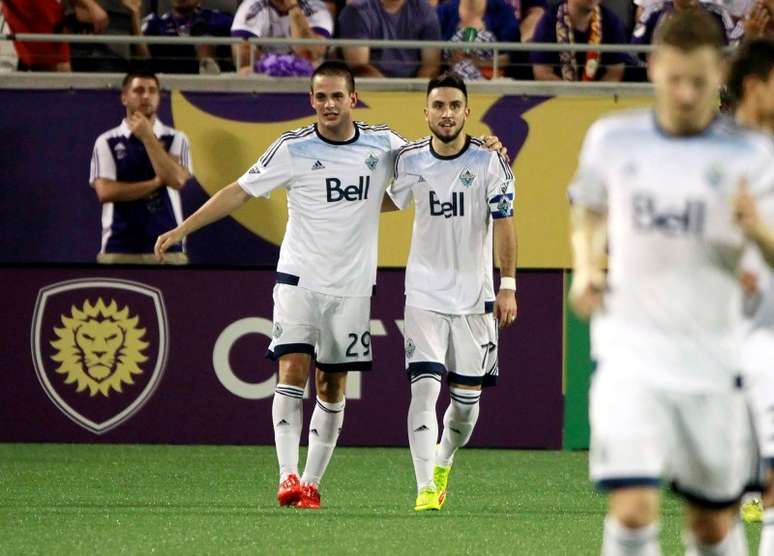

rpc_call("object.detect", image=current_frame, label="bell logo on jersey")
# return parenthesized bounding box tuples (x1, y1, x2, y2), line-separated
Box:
(430, 191, 465, 218)
(326, 176, 370, 202)
(632, 194, 705, 236)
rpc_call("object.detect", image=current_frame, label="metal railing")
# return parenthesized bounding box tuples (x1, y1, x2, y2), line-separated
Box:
(0, 32, 661, 78)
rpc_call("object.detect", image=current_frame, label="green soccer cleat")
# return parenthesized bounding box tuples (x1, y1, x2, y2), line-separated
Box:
(741, 497, 763, 523)
(414, 486, 441, 512)
(433, 464, 452, 508)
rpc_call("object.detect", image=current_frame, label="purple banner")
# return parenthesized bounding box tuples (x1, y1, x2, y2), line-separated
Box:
(1, 266, 563, 448)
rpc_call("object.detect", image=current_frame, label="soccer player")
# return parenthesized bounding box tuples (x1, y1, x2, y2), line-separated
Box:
(726, 38, 774, 546)
(388, 73, 517, 512)
(155, 61, 504, 509)
(568, 14, 774, 556)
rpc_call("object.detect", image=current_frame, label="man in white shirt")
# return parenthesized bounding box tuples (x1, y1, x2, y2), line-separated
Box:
(388, 73, 517, 512)
(569, 13, 774, 555)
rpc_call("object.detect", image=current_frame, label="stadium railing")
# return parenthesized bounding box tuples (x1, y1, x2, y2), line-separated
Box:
(0, 32, 663, 94)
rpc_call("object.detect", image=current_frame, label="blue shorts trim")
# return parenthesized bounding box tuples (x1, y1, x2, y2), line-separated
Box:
(595, 477, 661, 492)
(670, 481, 745, 510)
(407, 362, 446, 381)
(276, 272, 300, 286)
(266, 343, 315, 361)
(316, 361, 372, 373)
(484, 301, 494, 314)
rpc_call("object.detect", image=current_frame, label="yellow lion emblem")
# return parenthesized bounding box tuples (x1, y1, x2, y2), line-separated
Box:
(50, 298, 148, 397)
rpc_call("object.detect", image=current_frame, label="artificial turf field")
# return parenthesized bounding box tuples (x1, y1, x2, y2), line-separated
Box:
(0, 444, 762, 555)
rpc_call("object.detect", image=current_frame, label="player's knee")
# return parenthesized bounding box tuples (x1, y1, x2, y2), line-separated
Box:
(763, 472, 774, 508)
(688, 510, 734, 545)
(609, 489, 659, 529)
(316, 371, 346, 402)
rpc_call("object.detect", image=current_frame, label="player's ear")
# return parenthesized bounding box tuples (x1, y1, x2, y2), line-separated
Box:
(309, 91, 315, 109)
(350, 90, 358, 107)
(464, 105, 471, 118)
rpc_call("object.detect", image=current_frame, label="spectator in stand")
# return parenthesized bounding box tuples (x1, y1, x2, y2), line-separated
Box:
(504, 0, 546, 41)
(230, 0, 332, 76)
(631, 0, 735, 45)
(141, 0, 233, 74)
(530, 0, 628, 81)
(1, 0, 107, 71)
(339, 0, 441, 77)
(743, 0, 773, 38)
(89, 72, 192, 264)
(437, 0, 520, 80)
(63, 0, 149, 72)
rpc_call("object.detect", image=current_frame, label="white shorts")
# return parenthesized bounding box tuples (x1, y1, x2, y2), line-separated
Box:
(589, 366, 757, 507)
(267, 283, 372, 372)
(741, 328, 774, 461)
(403, 305, 498, 387)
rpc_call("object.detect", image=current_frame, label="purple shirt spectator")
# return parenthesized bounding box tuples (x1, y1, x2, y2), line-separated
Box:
(339, 0, 442, 78)
(530, 3, 627, 81)
(437, 0, 519, 79)
(142, 8, 233, 73)
(437, 0, 520, 42)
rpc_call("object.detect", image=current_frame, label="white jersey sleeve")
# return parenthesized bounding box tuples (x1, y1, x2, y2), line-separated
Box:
(486, 152, 515, 219)
(170, 131, 194, 174)
(305, 0, 334, 35)
(568, 121, 608, 212)
(89, 134, 116, 186)
(389, 146, 416, 209)
(231, 0, 269, 37)
(237, 136, 294, 198)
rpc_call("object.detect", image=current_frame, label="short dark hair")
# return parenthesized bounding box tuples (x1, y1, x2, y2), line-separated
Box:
(427, 72, 468, 101)
(653, 10, 725, 52)
(727, 38, 774, 106)
(122, 71, 160, 90)
(310, 61, 356, 93)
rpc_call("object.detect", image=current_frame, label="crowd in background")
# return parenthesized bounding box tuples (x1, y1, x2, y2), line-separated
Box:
(0, 0, 772, 80)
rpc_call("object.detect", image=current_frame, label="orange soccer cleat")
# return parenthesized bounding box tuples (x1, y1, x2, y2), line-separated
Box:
(277, 473, 303, 507)
(295, 482, 321, 509)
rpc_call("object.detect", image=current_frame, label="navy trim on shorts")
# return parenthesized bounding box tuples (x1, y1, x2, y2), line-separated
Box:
(595, 477, 662, 492)
(735, 375, 744, 389)
(670, 481, 745, 510)
(484, 301, 494, 314)
(317, 361, 373, 373)
(447, 372, 484, 387)
(407, 362, 446, 382)
(266, 343, 315, 361)
(276, 272, 300, 286)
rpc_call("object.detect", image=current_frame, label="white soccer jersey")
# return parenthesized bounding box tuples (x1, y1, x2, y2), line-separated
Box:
(231, 0, 334, 54)
(389, 136, 514, 314)
(569, 110, 774, 392)
(238, 122, 405, 297)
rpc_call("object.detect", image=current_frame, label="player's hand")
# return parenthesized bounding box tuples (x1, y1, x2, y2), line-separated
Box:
(128, 112, 155, 142)
(568, 268, 605, 319)
(155, 227, 185, 262)
(739, 270, 759, 297)
(480, 135, 509, 162)
(734, 177, 762, 241)
(495, 289, 517, 329)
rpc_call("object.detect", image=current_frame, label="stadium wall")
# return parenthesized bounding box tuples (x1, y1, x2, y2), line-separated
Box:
(1, 85, 640, 448)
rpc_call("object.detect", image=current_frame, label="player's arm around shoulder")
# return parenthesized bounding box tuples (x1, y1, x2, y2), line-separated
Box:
(155, 181, 251, 261)
(384, 141, 421, 212)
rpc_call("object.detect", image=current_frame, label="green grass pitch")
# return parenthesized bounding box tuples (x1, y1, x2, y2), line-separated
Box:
(0, 444, 761, 554)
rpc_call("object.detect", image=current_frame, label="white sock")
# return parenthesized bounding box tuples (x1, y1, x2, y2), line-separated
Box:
(761, 508, 774, 556)
(408, 376, 441, 492)
(601, 516, 662, 556)
(273, 384, 304, 482)
(300, 396, 345, 486)
(436, 387, 481, 467)
(684, 519, 747, 556)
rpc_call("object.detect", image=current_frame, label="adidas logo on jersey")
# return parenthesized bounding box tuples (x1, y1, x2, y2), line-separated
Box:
(311, 160, 325, 170)
(248, 166, 261, 175)
(417, 175, 426, 183)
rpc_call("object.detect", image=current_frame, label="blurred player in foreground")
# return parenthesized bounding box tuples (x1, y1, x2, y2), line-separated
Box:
(568, 13, 774, 555)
